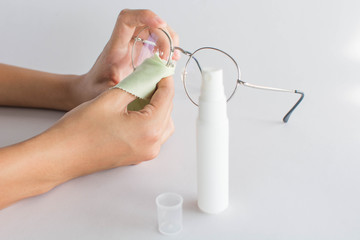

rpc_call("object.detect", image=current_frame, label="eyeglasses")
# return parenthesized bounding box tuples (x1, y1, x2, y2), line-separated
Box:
(132, 27, 304, 123)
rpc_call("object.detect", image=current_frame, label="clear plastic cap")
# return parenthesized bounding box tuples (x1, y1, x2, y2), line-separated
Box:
(156, 192, 183, 235)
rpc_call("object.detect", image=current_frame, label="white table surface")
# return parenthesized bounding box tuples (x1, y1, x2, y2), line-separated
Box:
(1, 0, 360, 239)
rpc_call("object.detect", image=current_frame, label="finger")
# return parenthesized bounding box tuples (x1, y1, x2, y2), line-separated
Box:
(166, 25, 179, 47)
(165, 25, 181, 61)
(145, 76, 174, 119)
(109, 9, 167, 50)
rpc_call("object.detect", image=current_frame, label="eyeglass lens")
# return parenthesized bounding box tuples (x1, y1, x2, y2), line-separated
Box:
(183, 48, 239, 105)
(132, 27, 172, 69)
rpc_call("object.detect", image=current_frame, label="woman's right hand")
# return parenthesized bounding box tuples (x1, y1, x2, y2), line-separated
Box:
(43, 76, 175, 182)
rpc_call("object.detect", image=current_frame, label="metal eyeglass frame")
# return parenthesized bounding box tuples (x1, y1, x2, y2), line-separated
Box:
(132, 27, 304, 123)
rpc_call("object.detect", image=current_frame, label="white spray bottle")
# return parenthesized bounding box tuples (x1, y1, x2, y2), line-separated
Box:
(197, 68, 229, 214)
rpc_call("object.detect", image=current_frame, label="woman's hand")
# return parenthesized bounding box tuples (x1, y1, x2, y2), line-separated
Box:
(0, 76, 175, 209)
(51, 76, 175, 179)
(71, 9, 180, 107)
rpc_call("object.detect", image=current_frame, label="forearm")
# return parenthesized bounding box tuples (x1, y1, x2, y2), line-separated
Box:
(0, 125, 93, 209)
(0, 134, 67, 209)
(0, 63, 83, 111)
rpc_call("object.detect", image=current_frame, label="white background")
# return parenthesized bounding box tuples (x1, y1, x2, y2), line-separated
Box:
(1, 0, 360, 239)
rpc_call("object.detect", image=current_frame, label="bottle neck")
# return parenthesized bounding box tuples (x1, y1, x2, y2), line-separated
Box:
(198, 68, 228, 122)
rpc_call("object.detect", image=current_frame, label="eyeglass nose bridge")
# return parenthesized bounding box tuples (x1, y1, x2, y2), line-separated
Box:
(174, 46, 192, 56)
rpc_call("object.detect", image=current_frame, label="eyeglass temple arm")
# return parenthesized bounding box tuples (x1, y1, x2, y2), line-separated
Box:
(175, 46, 304, 122)
(238, 80, 304, 123)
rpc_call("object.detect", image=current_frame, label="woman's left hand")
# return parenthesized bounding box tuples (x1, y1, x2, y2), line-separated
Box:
(71, 9, 180, 106)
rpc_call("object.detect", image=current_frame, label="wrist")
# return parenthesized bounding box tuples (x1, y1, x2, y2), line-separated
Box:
(65, 73, 87, 111)
(68, 72, 111, 110)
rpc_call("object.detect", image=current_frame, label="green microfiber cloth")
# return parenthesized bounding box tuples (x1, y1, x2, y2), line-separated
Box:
(111, 54, 176, 110)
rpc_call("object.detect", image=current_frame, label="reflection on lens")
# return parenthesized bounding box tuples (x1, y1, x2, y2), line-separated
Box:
(132, 27, 172, 69)
(183, 48, 239, 105)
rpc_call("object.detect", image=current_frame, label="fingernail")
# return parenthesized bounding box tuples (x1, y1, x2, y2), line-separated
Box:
(153, 16, 166, 26)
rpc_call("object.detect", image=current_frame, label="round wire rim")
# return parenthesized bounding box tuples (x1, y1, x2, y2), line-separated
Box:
(182, 47, 241, 106)
(131, 27, 174, 70)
